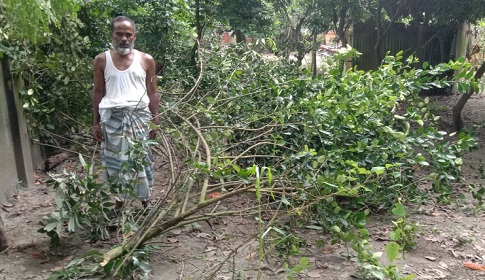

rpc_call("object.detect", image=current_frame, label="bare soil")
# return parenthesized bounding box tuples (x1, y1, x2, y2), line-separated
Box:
(2, 93, 485, 280)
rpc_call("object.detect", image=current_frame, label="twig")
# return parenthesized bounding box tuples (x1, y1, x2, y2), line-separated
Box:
(201, 232, 260, 280)
(105, 185, 255, 272)
(231, 142, 281, 163)
(176, 114, 211, 204)
(199, 123, 301, 131)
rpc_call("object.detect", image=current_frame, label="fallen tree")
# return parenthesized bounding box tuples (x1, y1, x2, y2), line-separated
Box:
(45, 46, 478, 279)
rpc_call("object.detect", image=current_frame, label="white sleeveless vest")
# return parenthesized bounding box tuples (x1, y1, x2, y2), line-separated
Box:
(99, 50, 149, 109)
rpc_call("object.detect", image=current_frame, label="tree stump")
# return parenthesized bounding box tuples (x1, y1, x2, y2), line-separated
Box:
(44, 151, 73, 172)
(0, 215, 7, 251)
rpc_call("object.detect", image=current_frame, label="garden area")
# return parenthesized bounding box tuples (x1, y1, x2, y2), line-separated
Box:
(1, 1, 485, 279)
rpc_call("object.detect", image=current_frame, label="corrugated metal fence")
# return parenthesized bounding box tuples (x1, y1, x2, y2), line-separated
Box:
(352, 23, 456, 71)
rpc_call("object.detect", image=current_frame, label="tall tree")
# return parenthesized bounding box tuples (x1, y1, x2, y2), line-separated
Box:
(218, 0, 273, 43)
(1, 0, 80, 45)
(272, 0, 329, 65)
(325, 0, 369, 46)
(189, 0, 219, 67)
(367, 0, 408, 65)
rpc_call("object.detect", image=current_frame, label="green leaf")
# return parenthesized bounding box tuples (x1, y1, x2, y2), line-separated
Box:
(391, 203, 406, 217)
(68, 217, 76, 232)
(371, 166, 386, 175)
(207, 96, 216, 104)
(44, 222, 59, 232)
(372, 251, 383, 258)
(305, 225, 323, 230)
(386, 241, 400, 263)
(137, 260, 151, 273)
(299, 257, 309, 267)
(281, 196, 291, 206)
(266, 167, 273, 184)
(418, 161, 429, 166)
(79, 154, 86, 167)
(389, 230, 399, 241)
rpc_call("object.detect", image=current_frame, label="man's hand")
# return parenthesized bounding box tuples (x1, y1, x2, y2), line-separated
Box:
(148, 118, 159, 139)
(93, 123, 104, 142)
(149, 129, 158, 139)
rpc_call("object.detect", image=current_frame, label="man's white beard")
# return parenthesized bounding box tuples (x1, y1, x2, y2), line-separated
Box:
(113, 40, 135, 56)
(116, 47, 131, 56)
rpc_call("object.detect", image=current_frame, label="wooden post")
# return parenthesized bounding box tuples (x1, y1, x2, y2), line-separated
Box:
(0, 215, 7, 251)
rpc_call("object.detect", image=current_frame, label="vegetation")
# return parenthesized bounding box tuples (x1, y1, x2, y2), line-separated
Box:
(1, 0, 485, 279)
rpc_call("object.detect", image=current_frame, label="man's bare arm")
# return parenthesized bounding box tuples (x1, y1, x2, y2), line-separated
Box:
(145, 54, 160, 126)
(92, 53, 106, 142)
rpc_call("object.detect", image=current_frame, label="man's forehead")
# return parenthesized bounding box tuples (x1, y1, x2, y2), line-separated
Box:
(113, 21, 135, 32)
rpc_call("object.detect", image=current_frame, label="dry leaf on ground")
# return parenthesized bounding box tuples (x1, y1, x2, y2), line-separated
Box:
(166, 238, 179, 243)
(306, 271, 322, 278)
(463, 262, 485, 271)
(245, 252, 258, 259)
(208, 192, 221, 198)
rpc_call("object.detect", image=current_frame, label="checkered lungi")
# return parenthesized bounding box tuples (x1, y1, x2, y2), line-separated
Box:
(99, 107, 153, 201)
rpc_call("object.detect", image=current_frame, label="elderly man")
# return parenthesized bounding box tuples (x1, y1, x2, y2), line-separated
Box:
(92, 16, 159, 208)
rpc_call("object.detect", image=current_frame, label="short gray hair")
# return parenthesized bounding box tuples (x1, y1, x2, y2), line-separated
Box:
(111, 16, 136, 33)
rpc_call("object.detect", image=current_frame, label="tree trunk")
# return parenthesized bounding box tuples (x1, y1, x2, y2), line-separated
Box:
(439, 36, 446, 62)
(294, 18, 306, 66)
(416, 24, 425, 61)
(44, 151, 73, 172)
(311, 32, 317, 76)
(337, 0, 349, 46)
(335, 20, 347, 47)
(452, 61, 485, 132)
(235, 30, 246, 44)
(452, 22, 470, 94)
(374, 0, 383, 67)
(190, 0, 203, 67)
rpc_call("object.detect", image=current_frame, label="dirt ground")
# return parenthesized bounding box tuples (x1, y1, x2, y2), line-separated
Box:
(2, 93, 485, 280)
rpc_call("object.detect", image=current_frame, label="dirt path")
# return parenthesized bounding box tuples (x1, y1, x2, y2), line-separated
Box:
(1, 93, 485, 280)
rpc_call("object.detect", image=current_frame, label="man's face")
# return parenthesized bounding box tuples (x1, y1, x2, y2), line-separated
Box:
(111, 20, 136, 56)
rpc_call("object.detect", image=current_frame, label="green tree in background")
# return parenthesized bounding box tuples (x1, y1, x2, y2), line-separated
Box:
(324, 0, 369, 46)
(218, 0, 273, 43)
(0, 0, 80, 45)
(271, 0, 328, 65)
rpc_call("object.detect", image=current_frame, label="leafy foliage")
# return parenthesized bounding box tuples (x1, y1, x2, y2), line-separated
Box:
(185, 45, 475, 213)
(0, 9, 93, 145)
(1, 0, 195, 147)
(218, 0, 273, 42)
(5, 1, 483, 279)
(78, 0, 193, 62)
(0, 0, 80, 44)
(39, 155, 116, 243)
(390, 0, 485, 26)
(39, 132, 156, 244)
(149, 44, 475, 278)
